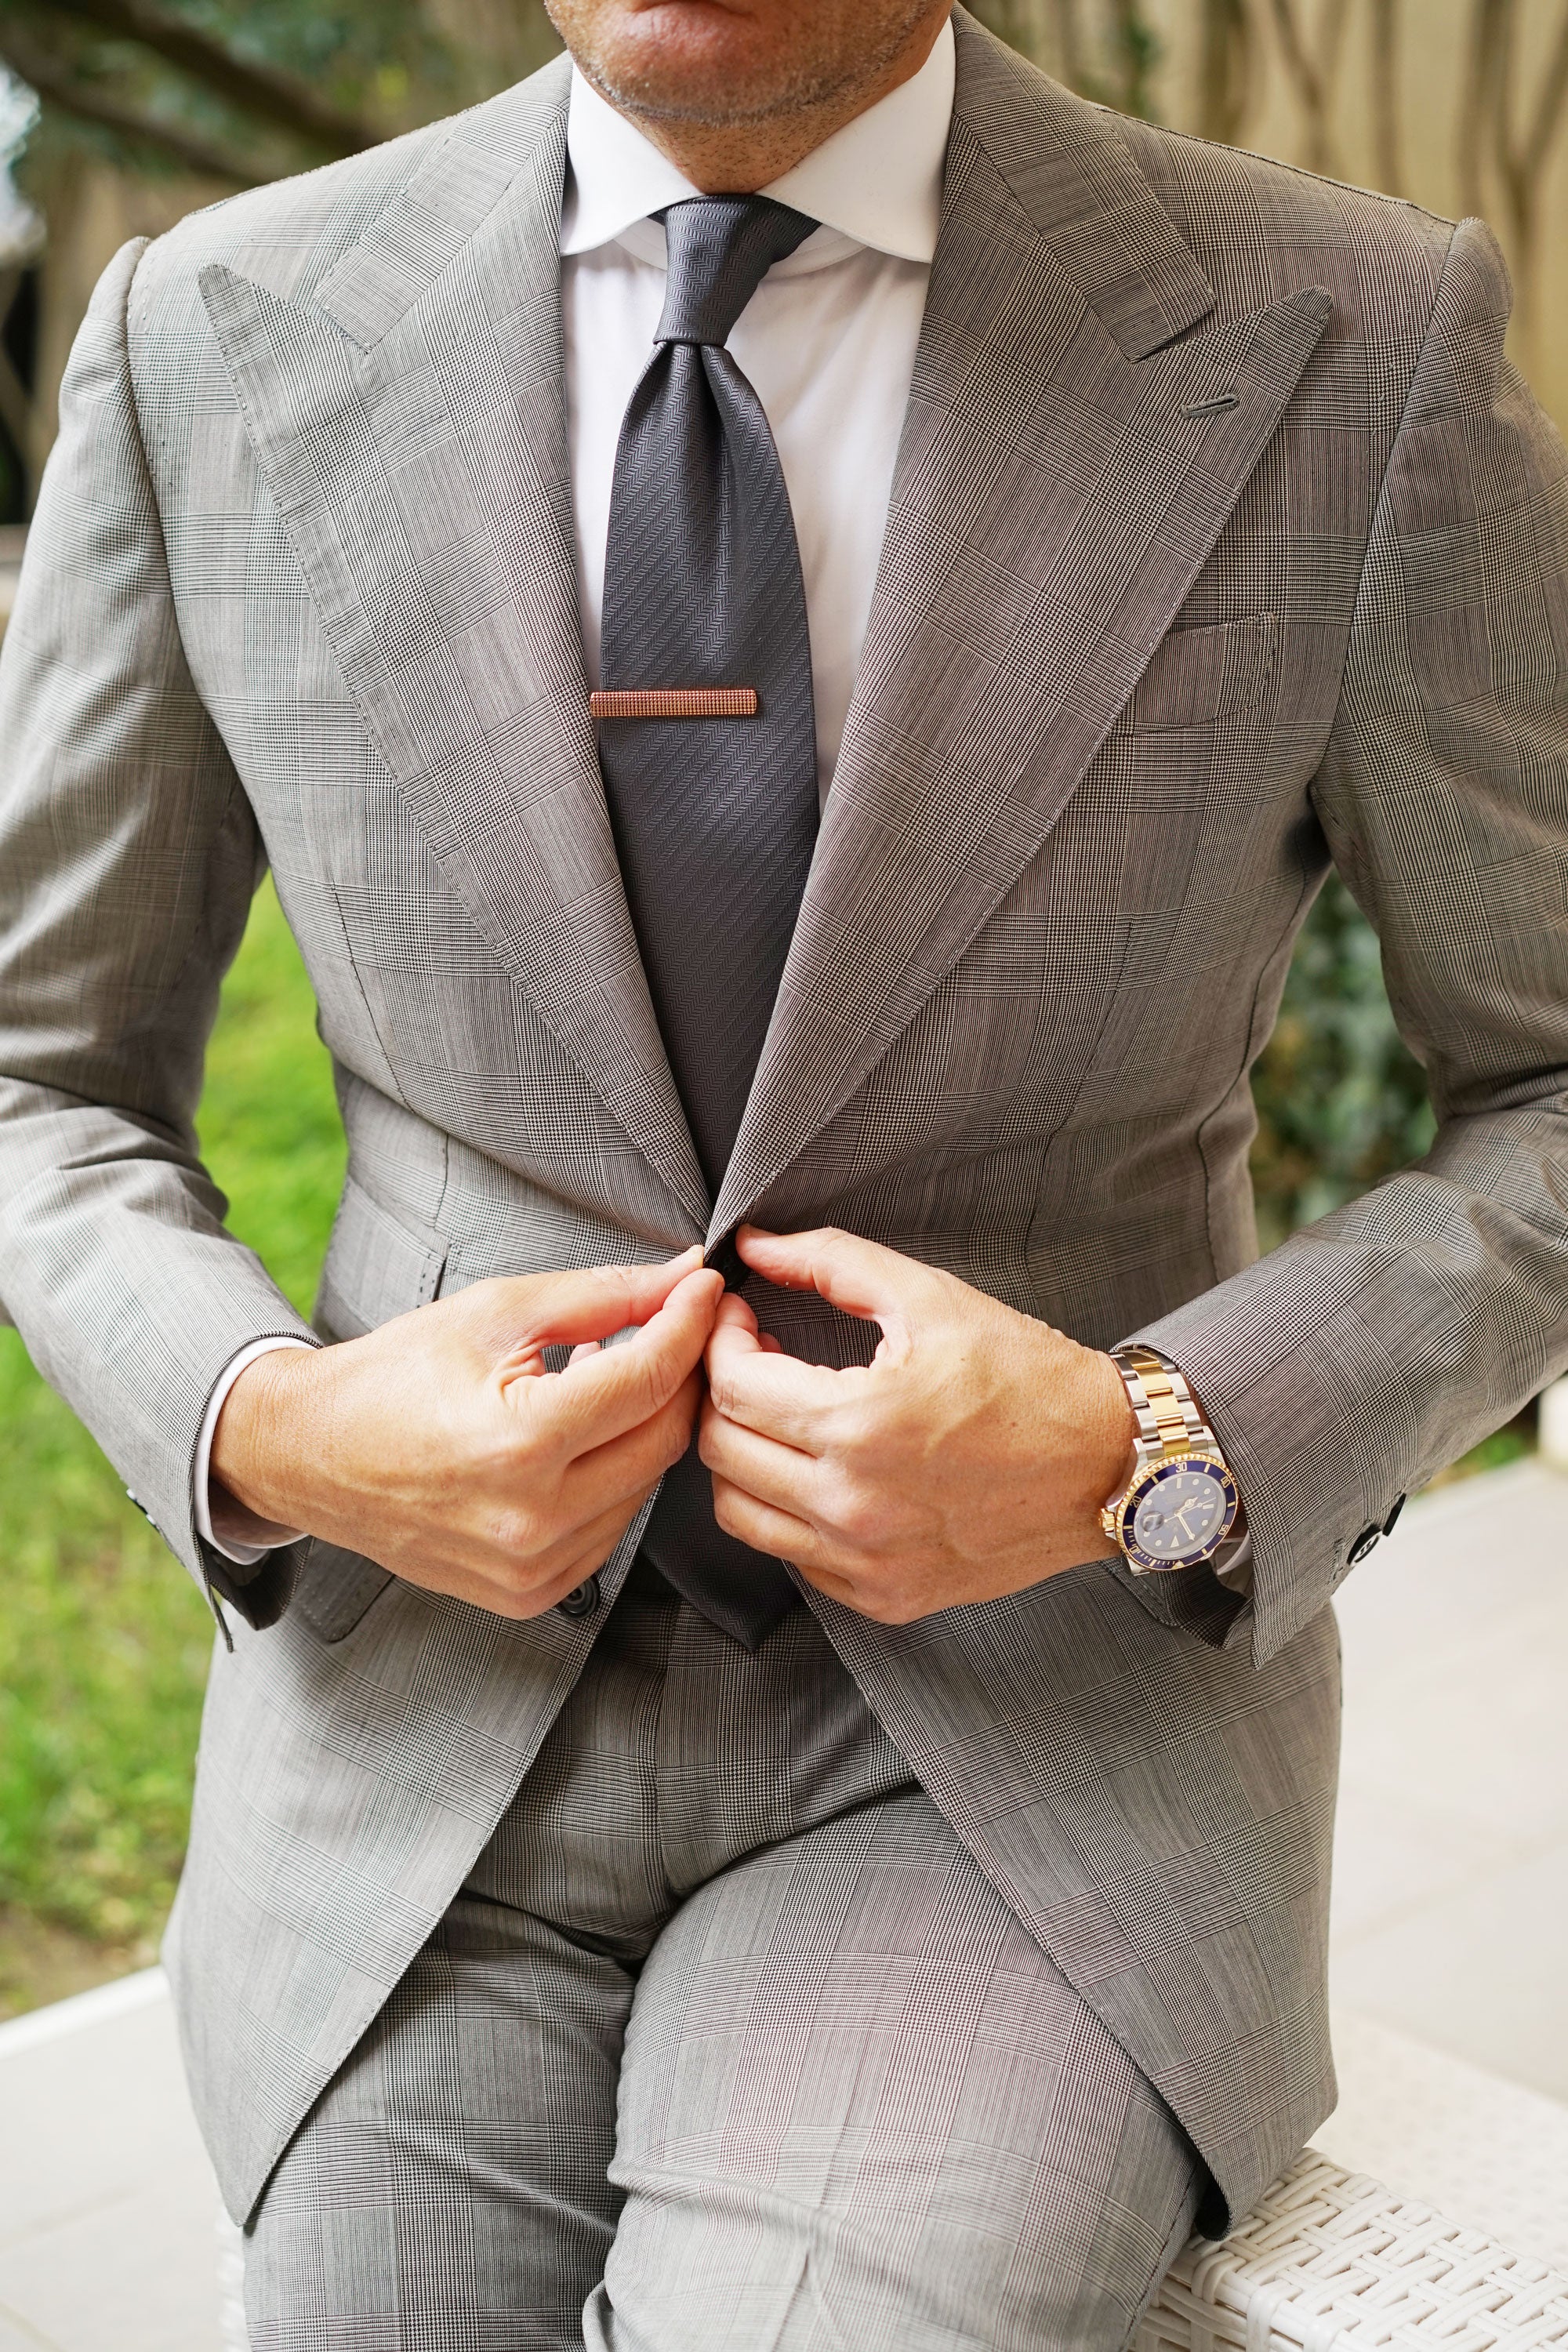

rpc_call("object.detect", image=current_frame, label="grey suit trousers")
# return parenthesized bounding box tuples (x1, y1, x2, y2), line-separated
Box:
(242, 1561, 1203, 2351)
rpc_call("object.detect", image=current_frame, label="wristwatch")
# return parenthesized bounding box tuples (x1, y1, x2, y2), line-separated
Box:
(1100, 1344, 1240, 1573)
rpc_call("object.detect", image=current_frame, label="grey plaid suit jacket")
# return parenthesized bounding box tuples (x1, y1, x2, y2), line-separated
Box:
(2, 8, 1566, 2236)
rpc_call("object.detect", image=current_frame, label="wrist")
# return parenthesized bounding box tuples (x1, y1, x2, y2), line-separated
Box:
(1069, 1347, 1138, 1544)
(1085, 1345, 1138, 1494)
(211, 1345, 325, 1530)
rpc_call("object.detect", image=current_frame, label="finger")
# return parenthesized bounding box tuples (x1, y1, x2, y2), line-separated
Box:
(534, 1498, 648, 1599)
(735, 1225, 928, 1331)
(699, 1289, 764, 1374)
(700, 1288, 766, 1368)
(709, 1480, 872, 1617)
(707, 1293, 785, 1356)
(704, 1308, 841, 1450)
(425, 1492, 644, 1622)
(699, 1396, 822, 1519)
(711, 1290, 759, 1339)
(564, 1369, 703, 1519)
(529, 1269, 722, 1453)
(507, 1498, 647, 1616)
(568, 1341, 601, 1367)
(499, 1249, 708, 1356)
(710, 1475, 840, 1584)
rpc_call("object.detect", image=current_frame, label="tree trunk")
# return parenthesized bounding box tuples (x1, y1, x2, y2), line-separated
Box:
(1369, 0, 1404, 194)
(1198, 0, 1254, 146)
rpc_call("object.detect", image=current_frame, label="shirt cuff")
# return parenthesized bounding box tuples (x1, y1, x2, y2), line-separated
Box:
(1213, 1528, 1254, 1594)
(194, 1337, 313, 1566)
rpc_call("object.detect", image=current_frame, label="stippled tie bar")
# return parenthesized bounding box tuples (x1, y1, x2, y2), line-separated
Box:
(589, 688, 759, 720)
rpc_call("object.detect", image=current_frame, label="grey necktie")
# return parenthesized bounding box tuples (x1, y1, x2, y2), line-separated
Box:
(596, 194, 818, 1648)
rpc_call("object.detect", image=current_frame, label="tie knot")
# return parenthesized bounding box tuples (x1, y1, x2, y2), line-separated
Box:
(655, 195, 816, 348)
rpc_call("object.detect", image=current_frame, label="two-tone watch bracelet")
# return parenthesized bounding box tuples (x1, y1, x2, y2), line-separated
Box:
(1109, 1344, 1220, 1462)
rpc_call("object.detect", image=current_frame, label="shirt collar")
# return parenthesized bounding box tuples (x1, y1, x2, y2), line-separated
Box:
(560, 13, 954, 267)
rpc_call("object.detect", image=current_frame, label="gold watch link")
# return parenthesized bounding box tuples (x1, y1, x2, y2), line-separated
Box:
(1099, 1345, 1240, 1574)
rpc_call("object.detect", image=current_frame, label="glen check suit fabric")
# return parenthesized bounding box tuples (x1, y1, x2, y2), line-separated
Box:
(243, 1563, 1203, 2350)
(2, 7, 1566, 2244)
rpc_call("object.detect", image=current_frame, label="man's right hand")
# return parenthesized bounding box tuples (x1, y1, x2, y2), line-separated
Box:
(209, 1251, 723, 1619)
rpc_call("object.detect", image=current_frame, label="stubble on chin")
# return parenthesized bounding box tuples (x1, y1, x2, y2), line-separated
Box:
(546, 0, 942, 131)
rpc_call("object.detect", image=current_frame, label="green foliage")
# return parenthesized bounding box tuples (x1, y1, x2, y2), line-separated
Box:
(0, 1386, 211, 1947)
(0, 877, 343, 1949)
(1109, 0, 1160, 121)
(1249, 875, 1436, 1254)
(0, 0, 557, 191)
(197, 873, 349, 1315)
(967, 0, 1162, 118)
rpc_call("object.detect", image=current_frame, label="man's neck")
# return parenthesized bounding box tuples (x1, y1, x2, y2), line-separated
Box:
(577, 5, 951, 194)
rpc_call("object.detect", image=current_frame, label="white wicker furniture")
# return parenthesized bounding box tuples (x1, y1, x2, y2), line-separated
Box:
(1137, 2151, 1568, 2352)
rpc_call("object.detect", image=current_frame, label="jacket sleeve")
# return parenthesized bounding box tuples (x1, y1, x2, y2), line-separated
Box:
(1134, 216, 1568, 1669)
(0, 239, 318, 1627)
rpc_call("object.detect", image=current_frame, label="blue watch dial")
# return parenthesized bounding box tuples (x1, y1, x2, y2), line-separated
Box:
(1120, 1457, 1237, 1571)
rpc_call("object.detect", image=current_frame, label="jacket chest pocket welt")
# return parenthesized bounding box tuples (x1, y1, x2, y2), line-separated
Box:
(1065, 612, 1327, 1128)
(1085, 615, 1292, 949)
(1106, 615, 1280, 735)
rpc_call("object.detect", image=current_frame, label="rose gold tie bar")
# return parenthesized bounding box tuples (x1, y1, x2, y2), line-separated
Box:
(589, 688, 759, 720)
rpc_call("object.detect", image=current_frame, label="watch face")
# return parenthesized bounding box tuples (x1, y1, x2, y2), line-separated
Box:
(1122, 1457, 1237, 1571)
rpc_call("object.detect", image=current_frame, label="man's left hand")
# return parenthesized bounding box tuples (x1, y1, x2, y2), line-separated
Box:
(700, 1226, 1136, 1624)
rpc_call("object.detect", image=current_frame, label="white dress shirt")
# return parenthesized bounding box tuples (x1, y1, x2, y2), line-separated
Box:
(198, 24, 956, 1561)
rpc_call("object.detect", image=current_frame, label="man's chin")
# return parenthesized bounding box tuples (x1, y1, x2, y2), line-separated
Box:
(558, 2, 848, 128)
(580, 54, 834, 131)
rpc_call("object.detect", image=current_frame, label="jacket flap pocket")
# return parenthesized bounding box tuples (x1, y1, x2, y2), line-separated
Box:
(294, 1536, 394, 1643)
(315, 1174, 447, 1340)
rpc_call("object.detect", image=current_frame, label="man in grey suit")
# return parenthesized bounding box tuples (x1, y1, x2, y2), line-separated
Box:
(2, 0, 1566, 2338)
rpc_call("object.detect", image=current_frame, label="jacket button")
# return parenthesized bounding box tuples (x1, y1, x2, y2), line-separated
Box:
(1382, 1494, 1407, 1537)
(1347, 1525, 1381, 1566)
(557, 1574, 601, 1620)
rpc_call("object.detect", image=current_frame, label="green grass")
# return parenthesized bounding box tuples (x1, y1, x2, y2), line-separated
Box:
(0, 879, 343, 1984)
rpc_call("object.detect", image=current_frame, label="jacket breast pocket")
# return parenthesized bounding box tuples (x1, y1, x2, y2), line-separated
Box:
(1112, 615, 1279, 734)
(298, 1176, 449, 1641)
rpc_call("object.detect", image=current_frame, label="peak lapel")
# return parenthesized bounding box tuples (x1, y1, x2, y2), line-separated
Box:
(201, 61, 709, 1232)
(712, 20, 1330, 1243)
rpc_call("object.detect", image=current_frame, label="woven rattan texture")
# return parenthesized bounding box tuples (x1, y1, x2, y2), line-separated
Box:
(1138, 2153, 1568, 2352)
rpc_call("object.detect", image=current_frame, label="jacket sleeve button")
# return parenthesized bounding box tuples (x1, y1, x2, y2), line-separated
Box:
(1382, 1494, 1407, 1537)
(1347, 1525, 1381, 1566)
(557, 1574, 601, 1620)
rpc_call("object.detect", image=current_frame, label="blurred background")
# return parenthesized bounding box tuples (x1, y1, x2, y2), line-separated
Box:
(0, 0, 1561, 2034)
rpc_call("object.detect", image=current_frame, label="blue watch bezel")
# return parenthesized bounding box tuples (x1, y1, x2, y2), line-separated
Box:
(1118, 1453, 1240, 1573)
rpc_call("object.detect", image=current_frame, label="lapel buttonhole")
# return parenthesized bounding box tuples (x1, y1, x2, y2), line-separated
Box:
(1183, 390, 1242, 419)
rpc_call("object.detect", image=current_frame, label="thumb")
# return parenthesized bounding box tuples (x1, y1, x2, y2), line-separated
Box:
(495, 1249, 706, 1359)
(734, 1225, 928, 1334)
(536, 1267, 721, 1454)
